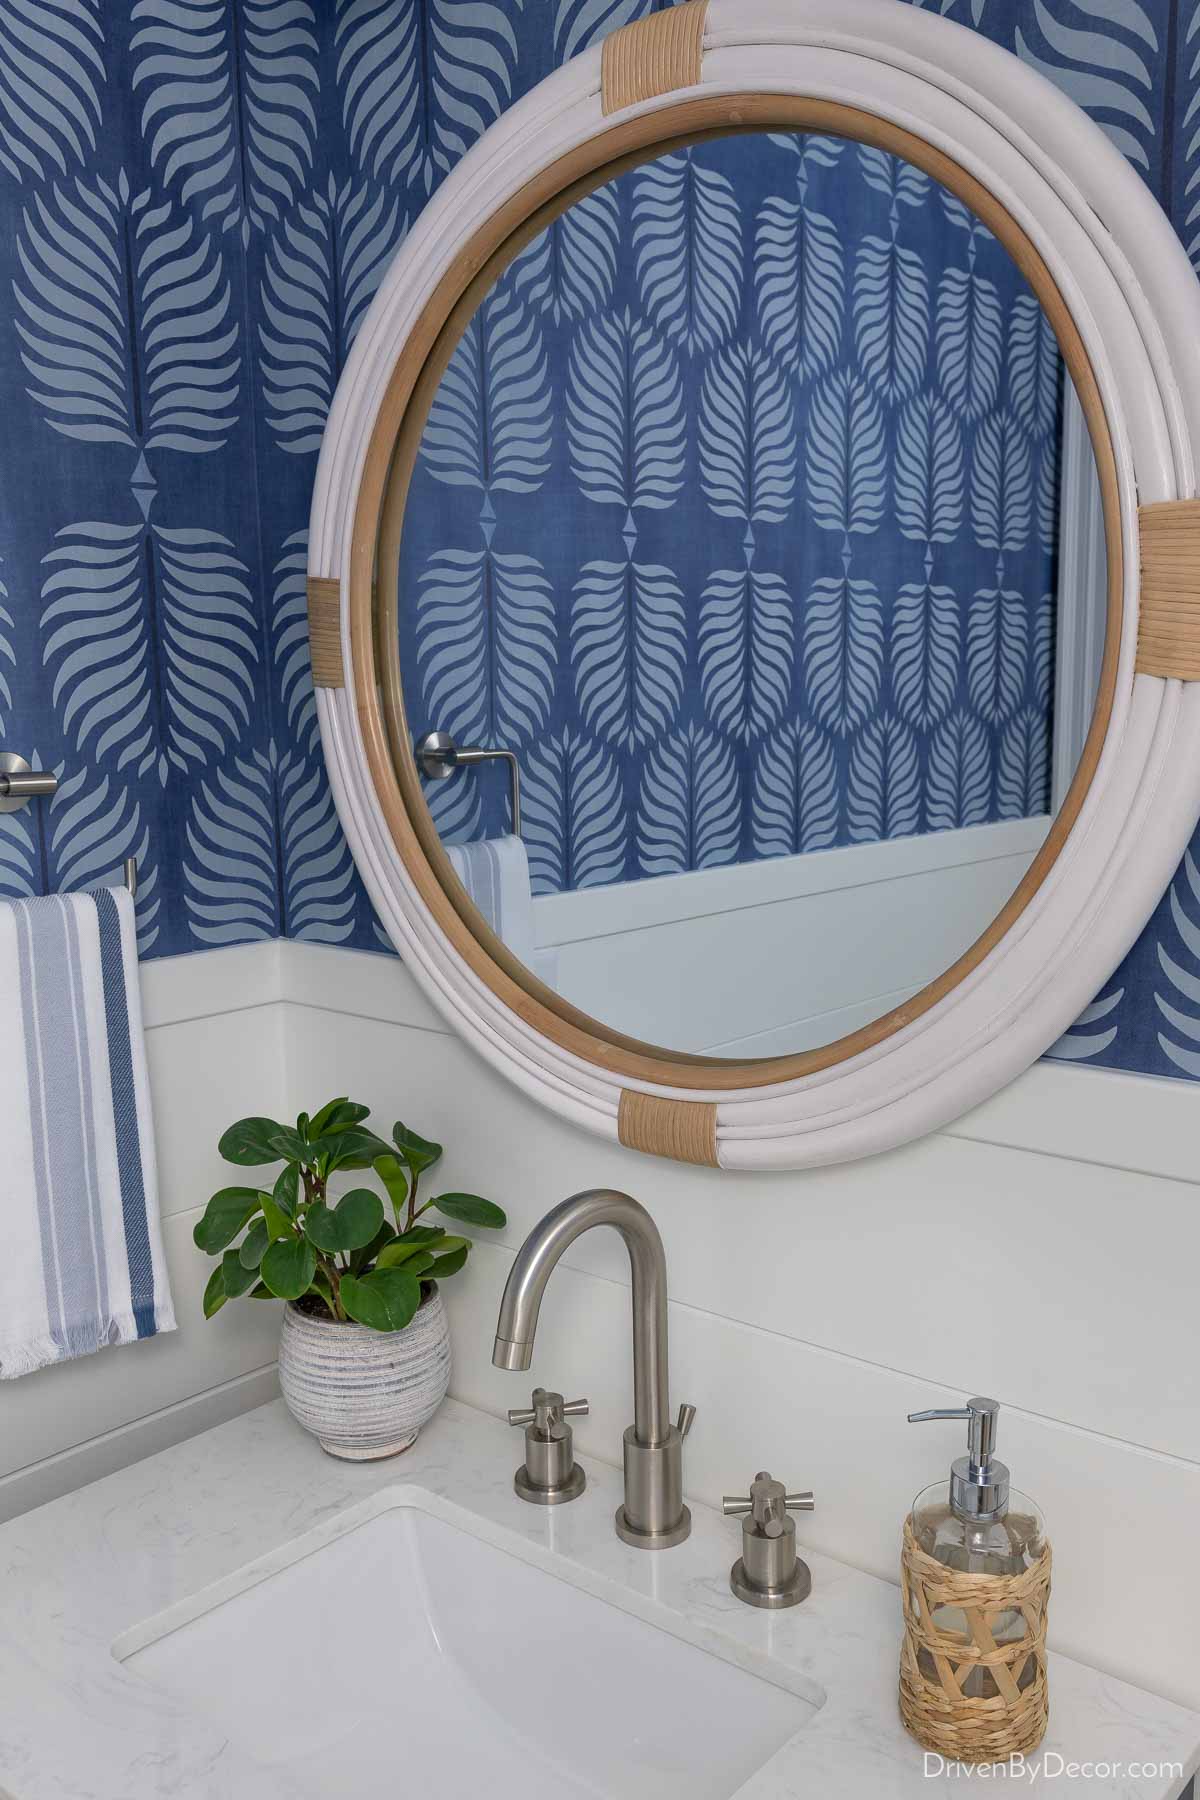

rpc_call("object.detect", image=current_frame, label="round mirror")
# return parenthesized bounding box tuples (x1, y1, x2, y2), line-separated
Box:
(378, 130, 1105, 1063)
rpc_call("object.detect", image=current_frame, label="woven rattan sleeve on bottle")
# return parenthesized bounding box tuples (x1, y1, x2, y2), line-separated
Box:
(898, 1515, 1052, 1764)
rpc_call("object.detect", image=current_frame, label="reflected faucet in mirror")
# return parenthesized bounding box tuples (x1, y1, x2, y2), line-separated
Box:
(493, 1190, 695, 1548)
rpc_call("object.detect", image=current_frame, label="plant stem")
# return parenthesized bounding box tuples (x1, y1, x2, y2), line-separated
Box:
(325, 1253, 345, 1321)
(406, 1166, 419, 1232)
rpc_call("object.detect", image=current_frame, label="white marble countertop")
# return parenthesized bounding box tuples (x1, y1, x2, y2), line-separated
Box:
(0, 1397, 1196, 1800)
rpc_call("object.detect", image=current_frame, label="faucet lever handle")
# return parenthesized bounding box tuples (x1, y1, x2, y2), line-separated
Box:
(676, 1402, 696, 1440)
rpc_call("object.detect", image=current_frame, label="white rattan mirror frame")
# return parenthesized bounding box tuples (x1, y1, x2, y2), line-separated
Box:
(309, 0, 1200, 1170)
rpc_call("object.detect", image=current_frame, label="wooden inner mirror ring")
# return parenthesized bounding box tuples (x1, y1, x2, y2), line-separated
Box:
(353, 93, 1121, 1093)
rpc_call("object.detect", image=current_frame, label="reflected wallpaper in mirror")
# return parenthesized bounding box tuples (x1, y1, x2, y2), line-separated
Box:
(389, 132, 1104, 1059)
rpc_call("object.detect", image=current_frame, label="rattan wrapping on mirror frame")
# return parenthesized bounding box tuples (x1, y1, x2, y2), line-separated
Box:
(617, 1090, 719, 1166)
(307, 577, 344, 688)
(1136, 500, 1200, 680)
(898, 1516, 1052, 1764)
(601, 0, 708, 114)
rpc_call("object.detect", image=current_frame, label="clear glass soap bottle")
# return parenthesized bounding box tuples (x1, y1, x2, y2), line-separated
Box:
(908, 1398, 1046, 1700)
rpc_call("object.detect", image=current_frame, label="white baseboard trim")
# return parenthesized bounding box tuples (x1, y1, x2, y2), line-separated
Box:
(0, 1364, 279, 1525)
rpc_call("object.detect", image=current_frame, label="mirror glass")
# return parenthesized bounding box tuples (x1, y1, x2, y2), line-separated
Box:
(384, 131, 1105, 1061)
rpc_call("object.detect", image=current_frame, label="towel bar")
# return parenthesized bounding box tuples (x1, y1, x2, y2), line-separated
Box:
(0, 752, 138, 896)
(415, 731, 522, 836)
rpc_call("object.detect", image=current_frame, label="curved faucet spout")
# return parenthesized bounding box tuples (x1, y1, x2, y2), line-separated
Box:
(492, 1189, 670, 1447)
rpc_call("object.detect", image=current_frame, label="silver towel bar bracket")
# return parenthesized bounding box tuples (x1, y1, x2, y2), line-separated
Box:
(415, 731, 522, 836)
(0, 753, 57, 813)
(0, 752, 138, 895)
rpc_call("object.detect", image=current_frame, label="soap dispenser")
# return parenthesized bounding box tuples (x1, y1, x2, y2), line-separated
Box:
(899, 1397, 1052, 1764)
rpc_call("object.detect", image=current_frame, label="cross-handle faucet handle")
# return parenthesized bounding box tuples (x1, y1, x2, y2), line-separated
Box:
(507, 1388, 589, 1433)
(722, 1473, 816, 1536)
(507, 1387, 588, 1507)
(725, 1472, 815, 1609)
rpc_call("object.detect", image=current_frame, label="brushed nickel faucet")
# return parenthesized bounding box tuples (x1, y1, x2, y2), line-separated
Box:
(492, 1189, 695, 1548)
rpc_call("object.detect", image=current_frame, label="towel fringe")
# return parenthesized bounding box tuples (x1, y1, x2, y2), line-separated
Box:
(152, 1299, 178, 1336)
(0, 1306, 175, 1379)
(0, 1331, 79, 1380)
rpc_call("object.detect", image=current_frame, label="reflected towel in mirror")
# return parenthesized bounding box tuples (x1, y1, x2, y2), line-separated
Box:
(445, 836, 557, 990)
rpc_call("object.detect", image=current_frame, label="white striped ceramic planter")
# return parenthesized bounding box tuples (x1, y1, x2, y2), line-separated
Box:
(278, 1286, 452, 1460)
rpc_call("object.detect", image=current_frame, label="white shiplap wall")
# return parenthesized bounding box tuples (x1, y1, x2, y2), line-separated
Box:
(6, 940, 1199, 1713)
(289, 946, 1200, 1713)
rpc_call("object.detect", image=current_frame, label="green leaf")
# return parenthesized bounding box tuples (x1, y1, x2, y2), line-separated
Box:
(305, 1132, 344, 1167)
(395, 1225, 446, 1247)
(308, 1096, 347, 1136)
(427, 1244, 469, 1279)
(222, 1248, 260, 1299)
(340, 1268, 421, 1332)
(432, 1193, 506, 1230)
(272, 1164, 299, 1220)
(202, 1262, 226, 1319)
(324, 1127, 395, 1171)
(267, 1126, 307, 1164)
(378, 1234, 466, 1274)
(427, 1234, 467, 1257)
(392, 1122, 443, 1174)
(239, 1218, 270, 1270)
(309, 1097, 371, 1137)
(193, 1188, 262, 1254)
(260, 1237, 317, 1301)
(375, 1239, 436, 1271)
(248, 1282, 274, 1299)
(218, 1118, 288, 1166)
(372, 1153, 409, 1213)
(260, 1191, 292, 1242)
(304, 1188, 385, 1254)
(296, 1111, 310, 1141)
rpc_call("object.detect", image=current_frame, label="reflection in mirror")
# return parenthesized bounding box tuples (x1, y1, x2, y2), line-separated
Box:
(386, 132, 1105, 1061)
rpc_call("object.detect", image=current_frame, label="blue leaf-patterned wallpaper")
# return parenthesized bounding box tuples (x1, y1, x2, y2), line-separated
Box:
(0, 0, 1194, 1084)
(397, 136, 1061, 892)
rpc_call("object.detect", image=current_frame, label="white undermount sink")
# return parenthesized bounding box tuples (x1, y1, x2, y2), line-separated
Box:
(118, 1490, 822, 1799)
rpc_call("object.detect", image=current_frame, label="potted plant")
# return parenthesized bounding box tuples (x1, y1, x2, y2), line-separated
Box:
(194, 1098, 506, 1460)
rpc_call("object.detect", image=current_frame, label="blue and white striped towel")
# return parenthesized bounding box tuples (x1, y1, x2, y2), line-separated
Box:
(445, 835, 558, 989)
(0, 887, 175, 1378)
